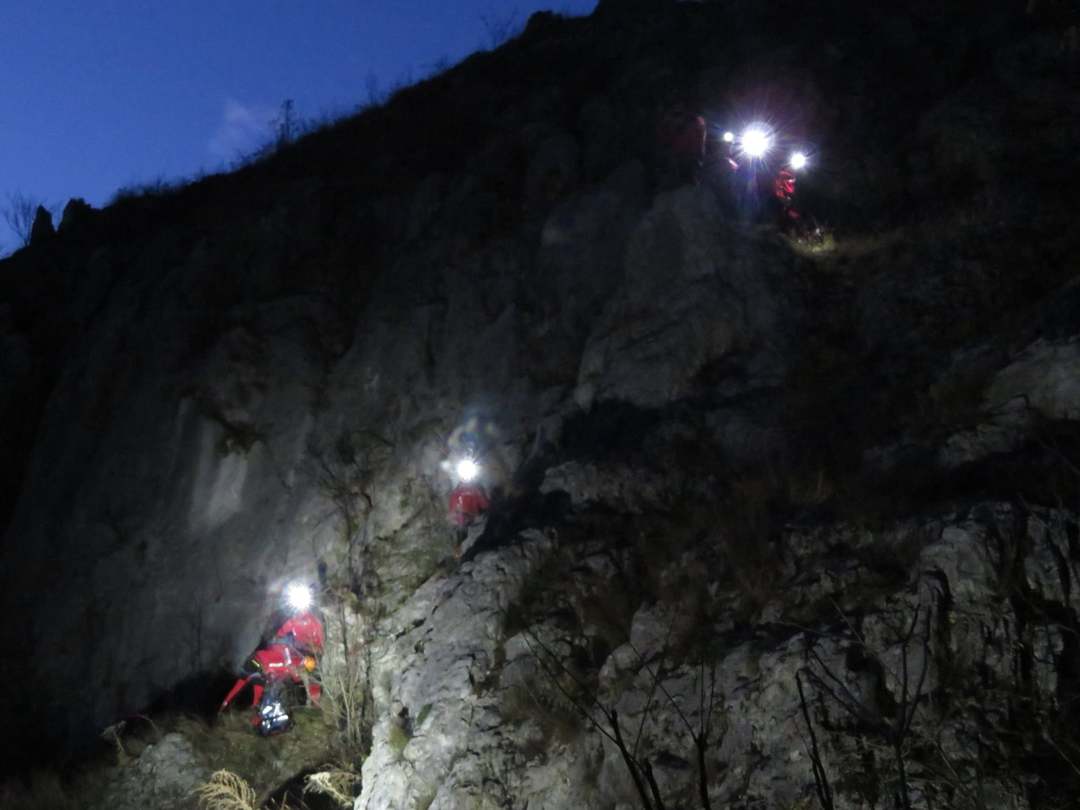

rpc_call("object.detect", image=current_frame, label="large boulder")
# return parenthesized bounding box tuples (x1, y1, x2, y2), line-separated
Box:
(576, 186, 800, 410)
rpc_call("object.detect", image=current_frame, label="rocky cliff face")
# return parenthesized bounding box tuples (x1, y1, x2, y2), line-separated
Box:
(3, 1, 1080, 807)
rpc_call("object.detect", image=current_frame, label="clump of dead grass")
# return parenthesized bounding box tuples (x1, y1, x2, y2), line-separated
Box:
(304, 769, 359, 807)
(193, 769, 257, 810)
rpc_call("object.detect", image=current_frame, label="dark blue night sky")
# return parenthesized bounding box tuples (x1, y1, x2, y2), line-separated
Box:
(1, 1, 598, 249)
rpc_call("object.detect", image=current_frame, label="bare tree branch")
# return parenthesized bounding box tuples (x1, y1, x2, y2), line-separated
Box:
(479, 8, 521, 49)
(3, 191, 41, 247)
(797, 669, 835, 810)
(523, 618, 726, 809)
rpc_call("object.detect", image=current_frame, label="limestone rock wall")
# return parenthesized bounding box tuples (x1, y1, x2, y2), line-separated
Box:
(1, 1, 1079, 806)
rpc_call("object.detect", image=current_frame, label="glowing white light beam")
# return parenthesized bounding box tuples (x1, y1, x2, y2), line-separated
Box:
(739, 125, 772, 158)
(285, 582, 313, 612)
(790, 151, 808, 170)
(455, 457, 481, 483)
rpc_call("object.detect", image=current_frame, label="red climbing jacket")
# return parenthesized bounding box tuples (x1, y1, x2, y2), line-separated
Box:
(774, 168, 797, 204)
(448, 484, 490, 527)
(220, 641, 321, 711)
(773, 167, 802, 224)
(273, 610, 324, 654)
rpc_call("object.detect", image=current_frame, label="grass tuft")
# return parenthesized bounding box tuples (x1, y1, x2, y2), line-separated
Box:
(388, 723, 411, 756)
(193, 769, 257, 810)
(303, 769, 358, 807)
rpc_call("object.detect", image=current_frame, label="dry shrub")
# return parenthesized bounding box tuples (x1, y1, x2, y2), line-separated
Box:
(193, 769, 257, 810)
(304, 769, 358, 807)
(316, 635, 374, 762)
(99, 714, 162, 765)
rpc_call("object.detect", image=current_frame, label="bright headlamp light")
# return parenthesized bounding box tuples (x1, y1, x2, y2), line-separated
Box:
(285, 582, 313, 612)
(739, 124, 772, 159)
(455, 457, 481, 483)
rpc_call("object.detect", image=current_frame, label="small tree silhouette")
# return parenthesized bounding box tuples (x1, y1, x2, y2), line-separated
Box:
(3, 190, 41, 247)
(273, 99, 296, 148)
(523, 622, 727, 810)
(480, 8, 521, 50)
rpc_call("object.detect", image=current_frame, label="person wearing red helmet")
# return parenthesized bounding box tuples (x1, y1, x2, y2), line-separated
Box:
(773, 166, 801, 228)
(447, 467, 490, 559)
(443, 424, 493, 559)
(219, 585, 325, 735)
(774, 167, 796, 204)
(273, 610, 324, 655)
(771, 150, 825, 244)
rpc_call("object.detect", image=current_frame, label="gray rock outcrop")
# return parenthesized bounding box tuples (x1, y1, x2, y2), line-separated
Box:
(2, 2, 1080, 807)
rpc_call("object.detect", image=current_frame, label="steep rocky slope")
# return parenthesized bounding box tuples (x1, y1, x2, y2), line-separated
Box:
(3, 1, 1080, 807)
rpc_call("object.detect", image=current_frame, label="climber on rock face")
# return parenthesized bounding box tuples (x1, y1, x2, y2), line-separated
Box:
(446, 414, 499, 460)
(273, 599, 325, 655)
(447, 452, 490, 558)
(770, 150, 824, 243)
(717, 120, 818, 236)
(773, 165, 800, 225)
(449, 479, 490, 529)
(219, 641, 320, 734)
(717, 128, 739, 172)
(219, 582, 323, 735)
(442, 417, 496, 556)
(718, 121, 775, 220)
(657, 103, 708, 186)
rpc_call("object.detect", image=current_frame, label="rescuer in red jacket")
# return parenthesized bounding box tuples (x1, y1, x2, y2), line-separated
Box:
(449, 483, 491, 528)
(219, 642, 320, 722)
(219, 587, 324, 734)
(771, 148, 816, 238)
(442, 419, 493, 560)
(274, 609, 325, 655)
(657, 104, 708, 186)
(773, 166, 800, 226)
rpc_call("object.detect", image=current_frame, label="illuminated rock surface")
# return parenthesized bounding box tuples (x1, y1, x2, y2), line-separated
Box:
(2, 2, 1080, 807)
